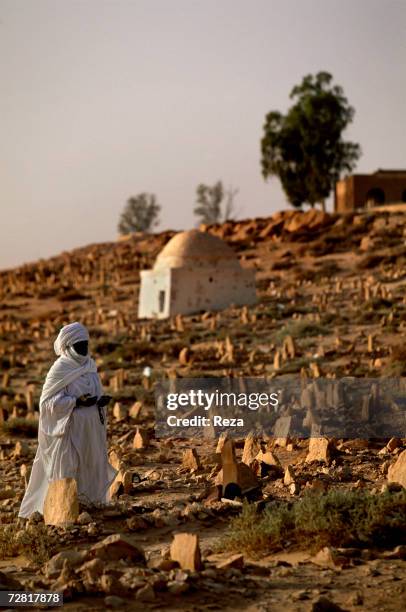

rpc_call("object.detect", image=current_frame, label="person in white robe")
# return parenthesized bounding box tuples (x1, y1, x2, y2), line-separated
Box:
(18, 322, 118, 518)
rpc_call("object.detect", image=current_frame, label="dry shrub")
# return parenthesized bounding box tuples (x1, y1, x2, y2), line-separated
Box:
(0, 523, 56, 565)
(220, 489, 406, 557)
(1, 418, 38, 437)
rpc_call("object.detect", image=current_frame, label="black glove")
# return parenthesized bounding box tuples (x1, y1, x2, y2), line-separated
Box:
(97, 395, 112, 408)
(76, 394, 98, 408)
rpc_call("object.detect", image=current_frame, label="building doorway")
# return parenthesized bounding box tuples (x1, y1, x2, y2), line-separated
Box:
(158, 290, 166, 313)
(365, 188, 385, 207)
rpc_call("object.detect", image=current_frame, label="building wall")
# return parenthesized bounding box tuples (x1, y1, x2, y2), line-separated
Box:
(138, 263, 256, 319)
(335, 173, 406, 212)
(138, 268, 171, 319)
(169, 265, 256, 316)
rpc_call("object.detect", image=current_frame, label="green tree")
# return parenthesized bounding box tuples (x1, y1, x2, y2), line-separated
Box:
(194, 181, 239, 224)
(260, 71, 361, 209)
(118, 193, 161, 234)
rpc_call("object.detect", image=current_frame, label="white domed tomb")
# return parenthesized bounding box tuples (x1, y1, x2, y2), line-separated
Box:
(138, 229, 256, 318)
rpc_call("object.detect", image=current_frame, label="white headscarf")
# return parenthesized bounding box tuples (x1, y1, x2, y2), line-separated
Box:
(40, 322, 97, 405)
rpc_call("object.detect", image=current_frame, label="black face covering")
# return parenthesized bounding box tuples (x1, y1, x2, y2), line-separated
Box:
(72, 340, 89, 356)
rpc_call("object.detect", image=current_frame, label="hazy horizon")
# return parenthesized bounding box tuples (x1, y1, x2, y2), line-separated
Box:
(1, 0, 405, 271)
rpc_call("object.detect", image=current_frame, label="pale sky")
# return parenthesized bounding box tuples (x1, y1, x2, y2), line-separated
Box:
(1, 0, 405, 270)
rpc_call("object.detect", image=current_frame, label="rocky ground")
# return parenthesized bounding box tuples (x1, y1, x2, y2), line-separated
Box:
(0, 207, 406, 611)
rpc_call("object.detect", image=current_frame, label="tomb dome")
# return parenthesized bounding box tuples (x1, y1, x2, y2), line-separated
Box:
(153, 229, 240, 270)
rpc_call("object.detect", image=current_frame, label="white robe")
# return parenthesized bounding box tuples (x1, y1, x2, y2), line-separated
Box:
(18, 370, 118, 518)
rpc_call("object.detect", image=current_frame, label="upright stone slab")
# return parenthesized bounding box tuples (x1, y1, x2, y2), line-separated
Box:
(133, 427, 149, 449)
(43, 478, 79, 526)
(216, 431, 228, 454)
(306, 433, 333, 464)
(242, 431, 261, 466)
(221, 440, 239, 495)
(170, 532, 202, 571)
(273, 416, 292, 447)
(387, 449, 406, 489)
(182, 448, 201, 471)
(129, 401, 142, 420)
(113, 402, 127, 422)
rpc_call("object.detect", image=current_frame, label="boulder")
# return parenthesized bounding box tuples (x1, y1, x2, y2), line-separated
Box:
(77, 511, 92, 525)
(89, 533, 145, 563)
(216, 554, 244, 570)
(45, 550, 88, 579)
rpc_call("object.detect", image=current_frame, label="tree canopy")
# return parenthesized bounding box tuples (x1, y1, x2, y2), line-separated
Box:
(260, 71, 361, 209)
(118, 193, 161, 234)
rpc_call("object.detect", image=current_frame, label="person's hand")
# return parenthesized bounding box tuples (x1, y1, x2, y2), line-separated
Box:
(76, 394, 98, 408)
(97, 395, 112, 408)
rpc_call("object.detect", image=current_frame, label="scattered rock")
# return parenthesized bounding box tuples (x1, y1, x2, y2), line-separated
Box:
(136, 582, 155, 601)
(77, 511, 92, 525)
(311, 595, 348, 611)
(100, 573, 128, 597)
(44, 550, 88, 579)
(126, 515, 149, 531)
(216, 554, 244, 570)
(386, 438, 402, 452)
(78, 558, 104, 582)
(90, 533, 145, 563)
(167, 580, 189, 595)
(0, 487, 16, 500)
(310, 547, 349, 570)
(105, 595, 125, 609)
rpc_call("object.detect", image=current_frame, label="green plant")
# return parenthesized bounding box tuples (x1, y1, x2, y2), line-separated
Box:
(194, 181, 239, 224)
(220, 489, 406, 557)
(118, 193, 161, 234)
(274, 320, 329, 343)
(261, 71, 361, 209)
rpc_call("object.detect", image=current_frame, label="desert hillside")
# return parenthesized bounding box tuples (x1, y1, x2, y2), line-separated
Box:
(0, 207, 406, 611)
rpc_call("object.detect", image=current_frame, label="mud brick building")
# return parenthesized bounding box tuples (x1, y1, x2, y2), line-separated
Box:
(335, 169, 406, 212)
